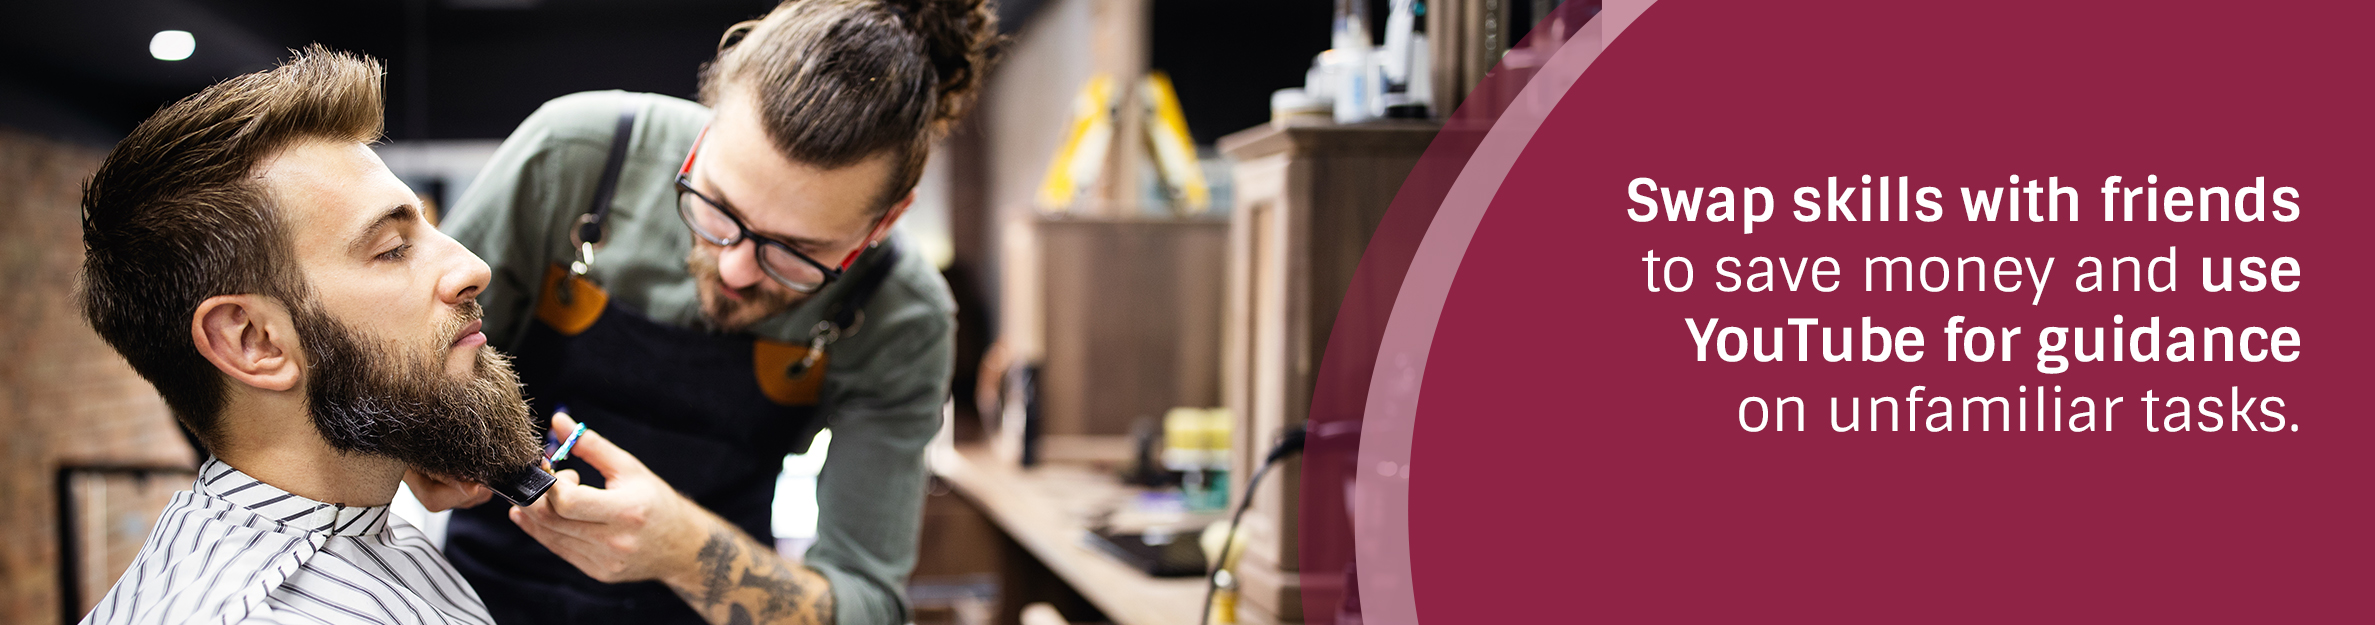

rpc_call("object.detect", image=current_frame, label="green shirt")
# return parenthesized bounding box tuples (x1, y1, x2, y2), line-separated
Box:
(440, 90, 952, 625)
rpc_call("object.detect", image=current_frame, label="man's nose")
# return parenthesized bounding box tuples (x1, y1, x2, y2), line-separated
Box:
(716, 239, 767, 289)
(436, 232, 493, 305)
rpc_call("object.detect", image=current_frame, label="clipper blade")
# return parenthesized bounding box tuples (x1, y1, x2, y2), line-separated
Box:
(487, 463, 557, 507)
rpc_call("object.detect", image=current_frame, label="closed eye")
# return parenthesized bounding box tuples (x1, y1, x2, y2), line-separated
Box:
(376, 243, 414, 262)
(348, 204, 423, 260)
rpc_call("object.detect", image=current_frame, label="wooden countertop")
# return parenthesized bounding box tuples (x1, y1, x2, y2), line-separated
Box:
(928, 441, 1208, 625)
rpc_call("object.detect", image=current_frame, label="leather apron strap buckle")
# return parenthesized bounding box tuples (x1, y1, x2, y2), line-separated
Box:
(788, 318, 845, 378)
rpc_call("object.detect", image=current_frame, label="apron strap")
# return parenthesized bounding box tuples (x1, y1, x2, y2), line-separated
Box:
(790, 239, 902, 378)
(829, 239, 901, 333)
(569, 102, 640, 276)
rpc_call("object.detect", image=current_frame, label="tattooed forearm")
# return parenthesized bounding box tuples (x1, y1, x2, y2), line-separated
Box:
(665, 520, 834, 625)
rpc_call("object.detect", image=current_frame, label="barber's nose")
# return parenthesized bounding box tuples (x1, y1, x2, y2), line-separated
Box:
(717, 239, 766, 289)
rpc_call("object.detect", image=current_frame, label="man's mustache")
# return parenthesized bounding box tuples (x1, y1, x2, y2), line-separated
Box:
(438, 301, 485, 347)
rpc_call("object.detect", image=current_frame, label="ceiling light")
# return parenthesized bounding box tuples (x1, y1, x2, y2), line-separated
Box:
(150, 30, 195, 61)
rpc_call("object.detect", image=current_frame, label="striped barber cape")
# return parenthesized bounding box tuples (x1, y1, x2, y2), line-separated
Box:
(80, 458, 497, 625)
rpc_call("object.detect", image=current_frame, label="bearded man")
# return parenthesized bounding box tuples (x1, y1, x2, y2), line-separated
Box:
(75, 46, 546, 625)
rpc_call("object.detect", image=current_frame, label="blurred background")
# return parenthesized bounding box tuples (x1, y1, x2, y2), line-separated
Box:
(0, 1, 1585, 623)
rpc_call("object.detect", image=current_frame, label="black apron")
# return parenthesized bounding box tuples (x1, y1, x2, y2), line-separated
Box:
(444, 106, 899, 625)
(445, 261, 870, 625)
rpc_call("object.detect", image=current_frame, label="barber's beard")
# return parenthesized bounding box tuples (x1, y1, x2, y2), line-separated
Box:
(686, 240, 800, 333)
(294, 299, 544, 486)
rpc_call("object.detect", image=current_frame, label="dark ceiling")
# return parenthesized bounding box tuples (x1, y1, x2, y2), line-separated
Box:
(0, 0, 1056, 145)
(1153, 0, 1331, 145)
(0, 0, 1323, 148)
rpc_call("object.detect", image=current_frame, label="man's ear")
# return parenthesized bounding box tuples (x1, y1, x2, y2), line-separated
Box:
(867, 191, 915, 247)
(191, 295, 302, 392)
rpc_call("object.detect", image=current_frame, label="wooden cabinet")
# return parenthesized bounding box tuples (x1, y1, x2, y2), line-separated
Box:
(1033, 216, 1229, 438)
(1216, 122, 1437, 624)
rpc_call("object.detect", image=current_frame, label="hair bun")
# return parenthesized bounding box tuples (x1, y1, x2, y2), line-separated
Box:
(889, 0, 1000, 126)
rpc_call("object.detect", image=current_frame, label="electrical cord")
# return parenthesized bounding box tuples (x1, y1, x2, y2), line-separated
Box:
(1201, 424, 1307, 625)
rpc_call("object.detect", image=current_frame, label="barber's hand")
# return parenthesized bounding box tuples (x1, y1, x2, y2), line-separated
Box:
(403, 468, 494, 512)
(509, 413, 710, 584)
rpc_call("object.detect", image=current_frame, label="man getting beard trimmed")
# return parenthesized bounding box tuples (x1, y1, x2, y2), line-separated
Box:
(76, 46, 543, 625)
(297, 298, 543, 487)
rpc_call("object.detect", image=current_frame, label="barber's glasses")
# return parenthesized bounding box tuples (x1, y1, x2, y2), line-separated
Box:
(675, 128, 866, 293)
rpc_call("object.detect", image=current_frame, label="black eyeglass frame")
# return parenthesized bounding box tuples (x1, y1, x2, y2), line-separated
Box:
(675, 174, 844, 293)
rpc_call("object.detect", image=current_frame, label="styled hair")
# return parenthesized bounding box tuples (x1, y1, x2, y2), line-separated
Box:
(79, 45, 384, 446)
(699, 0, 1000, 210)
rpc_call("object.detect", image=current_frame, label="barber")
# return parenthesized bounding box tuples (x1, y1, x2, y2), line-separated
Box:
(406, 1, 997, 624)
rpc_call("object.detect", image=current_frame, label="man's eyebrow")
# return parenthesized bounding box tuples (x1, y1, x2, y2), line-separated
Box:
(347, 204, 420, 255)
(700, 180, 838, 250)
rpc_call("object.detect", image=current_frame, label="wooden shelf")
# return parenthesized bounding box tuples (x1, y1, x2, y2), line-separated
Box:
(1216, 121, 1441, 160)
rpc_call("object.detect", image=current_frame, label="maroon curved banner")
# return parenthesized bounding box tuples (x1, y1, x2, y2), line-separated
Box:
(1308, 1, 2374, 622)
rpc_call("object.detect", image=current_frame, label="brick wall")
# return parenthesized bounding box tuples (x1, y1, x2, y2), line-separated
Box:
(0, 130, 196, 624)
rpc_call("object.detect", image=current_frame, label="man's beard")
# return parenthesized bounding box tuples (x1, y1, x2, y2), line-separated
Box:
(293, 298, 544, 486)
(686, 239, 800, 333)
